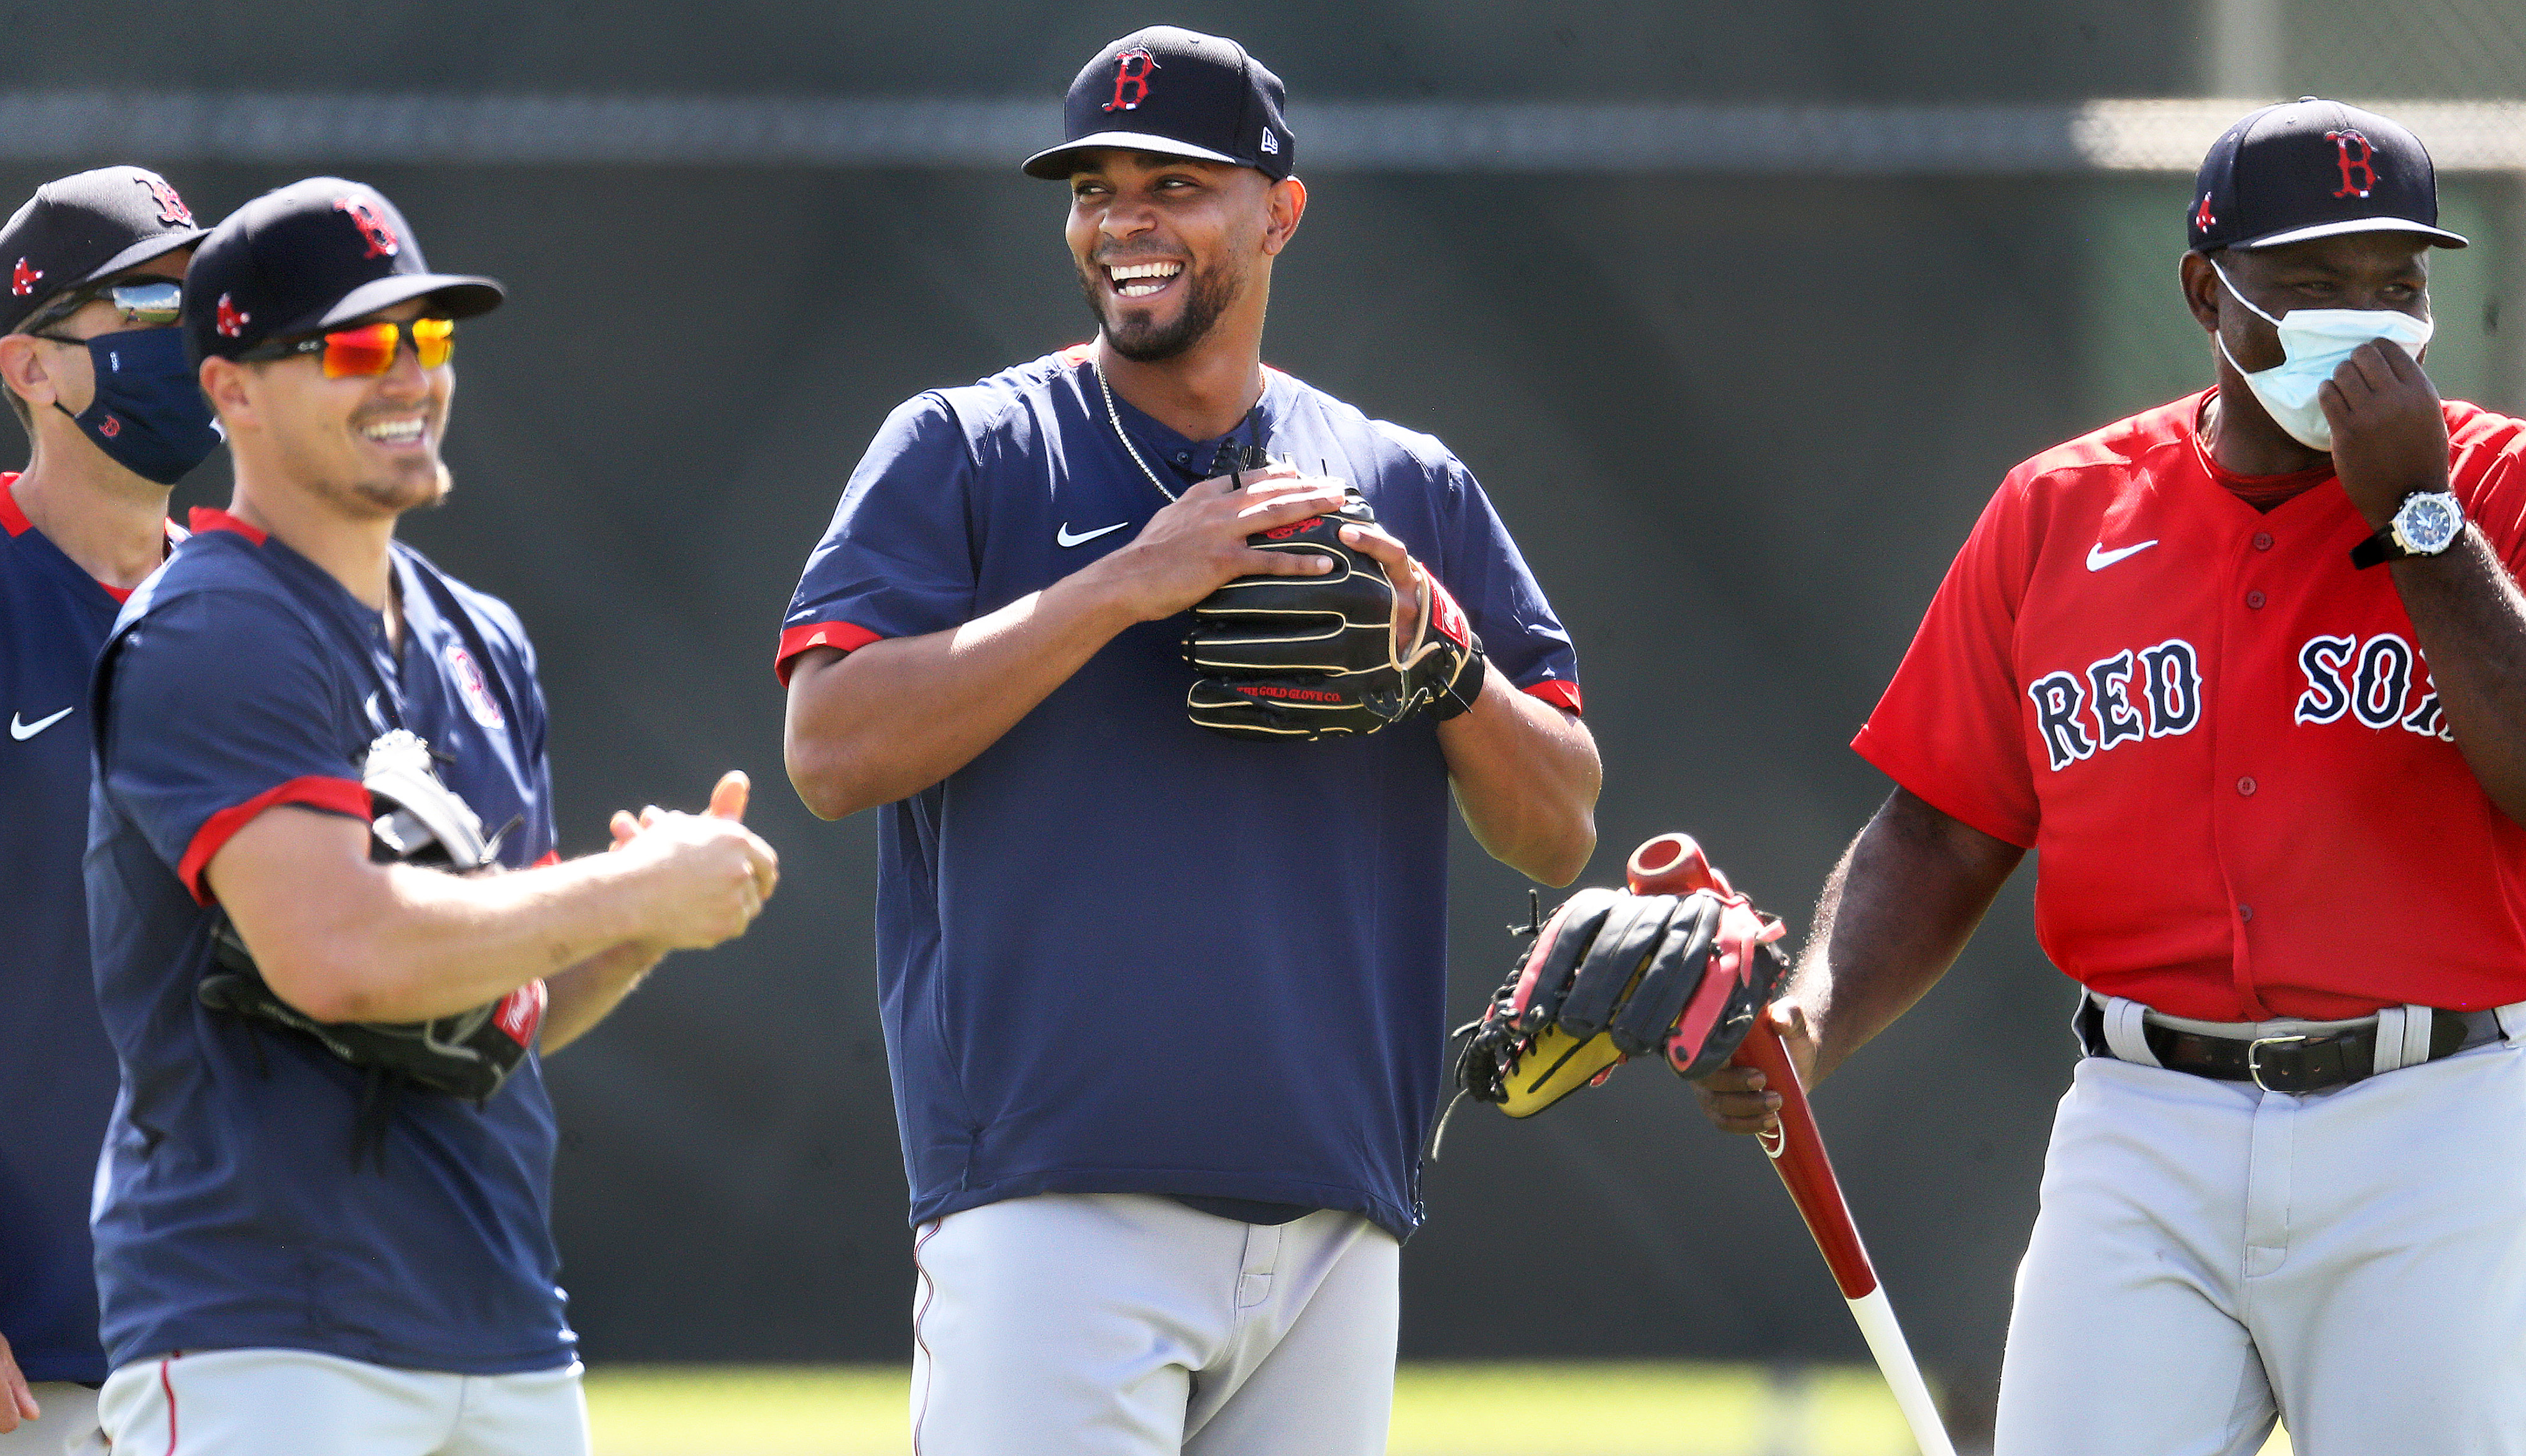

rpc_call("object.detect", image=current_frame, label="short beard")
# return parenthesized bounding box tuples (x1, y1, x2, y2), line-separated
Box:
(1082, 255, 1242, 363)
(352, 460, 452, 513)
(321, 456, 449, 517)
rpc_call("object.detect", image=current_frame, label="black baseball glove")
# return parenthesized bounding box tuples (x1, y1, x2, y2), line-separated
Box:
(1451, 881, 1789, 1120)
(1184, 483, 1486, 739)
(200, 730, 547, 1151)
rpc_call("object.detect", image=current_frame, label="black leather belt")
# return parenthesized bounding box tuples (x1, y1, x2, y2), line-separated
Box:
(2076, 997, 2504, 1094)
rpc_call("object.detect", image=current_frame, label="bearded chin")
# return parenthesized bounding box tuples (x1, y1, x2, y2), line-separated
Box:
(351, 459, 452, 513)
(1084, 263, 1238, 363)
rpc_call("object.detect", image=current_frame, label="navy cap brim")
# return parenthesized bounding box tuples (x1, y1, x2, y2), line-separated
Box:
(2238, 216, 2469, 250)
(1023, 131, 1245, 180)
(315, 272, 505, 331)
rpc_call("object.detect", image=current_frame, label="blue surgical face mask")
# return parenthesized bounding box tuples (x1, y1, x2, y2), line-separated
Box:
(2212, 262, 2432, 453)
(50, 325, 223, 485)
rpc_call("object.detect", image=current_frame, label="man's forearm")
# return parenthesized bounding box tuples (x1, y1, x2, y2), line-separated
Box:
(1439, 666, 1601, 886)
(785, 571, 1140, 820)
(541, 940, 669, 1053)
(211, 804, 769, 1027)
(2390, 528, 2526, 825)
(1795, 787, 2024, 1084)
(214, 815, 669, 1024)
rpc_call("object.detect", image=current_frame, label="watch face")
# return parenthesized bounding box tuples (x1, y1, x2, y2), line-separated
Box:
(2399, 493, 2462, 554)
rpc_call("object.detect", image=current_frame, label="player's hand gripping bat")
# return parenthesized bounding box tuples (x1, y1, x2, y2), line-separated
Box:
(1625, 833, 1957, 1456)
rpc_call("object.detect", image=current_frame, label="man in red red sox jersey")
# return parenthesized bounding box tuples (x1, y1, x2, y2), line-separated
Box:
(1699, 99, 2526, 1454)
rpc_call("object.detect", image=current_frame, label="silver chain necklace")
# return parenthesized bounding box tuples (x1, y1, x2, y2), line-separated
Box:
(1096, 359, 1180, 503)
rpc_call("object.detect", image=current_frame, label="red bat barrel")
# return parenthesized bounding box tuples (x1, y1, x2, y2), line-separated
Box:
(1625, 833, 1879, 1301)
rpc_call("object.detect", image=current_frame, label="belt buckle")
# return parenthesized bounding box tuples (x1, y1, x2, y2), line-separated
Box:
(2246, 1033, 2308, 1092)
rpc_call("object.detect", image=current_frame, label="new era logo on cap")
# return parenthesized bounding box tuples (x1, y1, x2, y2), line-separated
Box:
(1024, 26, 1297, 183)
(2187, 98, 2467, 253)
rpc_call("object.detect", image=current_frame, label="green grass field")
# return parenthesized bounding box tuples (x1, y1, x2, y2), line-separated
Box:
(582, 1364, 2296, 1455)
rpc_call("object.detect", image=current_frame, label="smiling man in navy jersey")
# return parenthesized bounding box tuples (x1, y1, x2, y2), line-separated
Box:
(0, 165, 210, 1456)
(783, 27, 1600, 1456)
(83, 178, 779, 1456)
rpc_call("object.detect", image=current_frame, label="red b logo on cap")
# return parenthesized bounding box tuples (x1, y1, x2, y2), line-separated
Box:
(334, 198, 401, 260)
(2326, 129, 2377, 199)
(139, 176, 192, 226)
(1103, 47, 1159, 112)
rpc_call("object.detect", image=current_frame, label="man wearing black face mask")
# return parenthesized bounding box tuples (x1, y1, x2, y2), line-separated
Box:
(0, 165, 208, 1456)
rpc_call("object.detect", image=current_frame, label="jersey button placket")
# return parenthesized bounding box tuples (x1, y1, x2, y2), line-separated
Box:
(2215, 523, 2270, 1014)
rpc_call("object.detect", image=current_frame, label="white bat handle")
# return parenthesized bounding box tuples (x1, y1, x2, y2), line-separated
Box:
(1845, 1286, 1957, 1456)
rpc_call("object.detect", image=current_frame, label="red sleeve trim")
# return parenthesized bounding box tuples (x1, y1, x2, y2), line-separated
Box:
(533, 849, 560, 868)
(776, 620, 884, 685)
(178, 776, 370, 905)
(0, 474, 28, 537)
(1060, 341, 1096, 363)
(185, 506, 267, 544)
(1523, 679, 1583, 715)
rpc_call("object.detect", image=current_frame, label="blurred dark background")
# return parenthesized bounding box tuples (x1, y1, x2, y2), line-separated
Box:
(12, 0, 2522, 1388)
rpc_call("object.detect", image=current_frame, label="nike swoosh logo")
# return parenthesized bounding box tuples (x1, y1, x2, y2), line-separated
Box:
(1057, 520, 1130, 548)
(2086, 539, 2159, 572)
(9, 706, 73, 741)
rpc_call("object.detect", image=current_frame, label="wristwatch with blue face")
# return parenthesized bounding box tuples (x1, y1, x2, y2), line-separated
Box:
(2351, 490, 2464, 569)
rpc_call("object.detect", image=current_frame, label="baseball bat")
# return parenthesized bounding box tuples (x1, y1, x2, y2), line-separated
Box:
(1627, 833, 1957, 1456)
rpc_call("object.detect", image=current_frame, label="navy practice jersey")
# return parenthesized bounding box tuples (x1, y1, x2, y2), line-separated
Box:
(0, 477, 169, 1384)
(779, 347, 1582, 1241)
(86, 508, 572, 1375)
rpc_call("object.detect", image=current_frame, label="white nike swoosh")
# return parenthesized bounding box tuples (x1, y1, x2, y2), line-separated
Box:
(9, 706, 73, 741)
(1057, 520, 1130, 548)
(2086, 539, 2159, 571)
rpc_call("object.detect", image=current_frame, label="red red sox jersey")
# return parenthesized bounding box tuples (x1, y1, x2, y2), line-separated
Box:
(1856, 388, 2526, 1022)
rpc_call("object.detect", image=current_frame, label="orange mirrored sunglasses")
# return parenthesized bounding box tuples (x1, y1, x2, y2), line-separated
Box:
(242, 317, 455, 378)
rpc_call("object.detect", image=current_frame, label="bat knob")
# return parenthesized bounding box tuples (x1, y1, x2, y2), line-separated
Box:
(1626, 833, 1732, 897)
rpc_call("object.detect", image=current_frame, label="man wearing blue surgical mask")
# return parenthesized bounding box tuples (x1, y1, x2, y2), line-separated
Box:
(1696, 99, 2526, 1452)
(0, 165, 208, 1456)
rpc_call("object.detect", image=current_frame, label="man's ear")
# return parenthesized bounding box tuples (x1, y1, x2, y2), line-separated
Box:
(0, 333, 56, 413)
(2178, 250, 2223, 335)
(1262, 176, 1308, 257)
(197, 356, 252, 429)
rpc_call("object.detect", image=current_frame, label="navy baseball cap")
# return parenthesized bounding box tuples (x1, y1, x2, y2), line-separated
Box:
(2188, 98, 2467, 252)
(1023, 27, 1295, 181)
(0, 167, 204, 334)
(185, 176, 503, 365)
